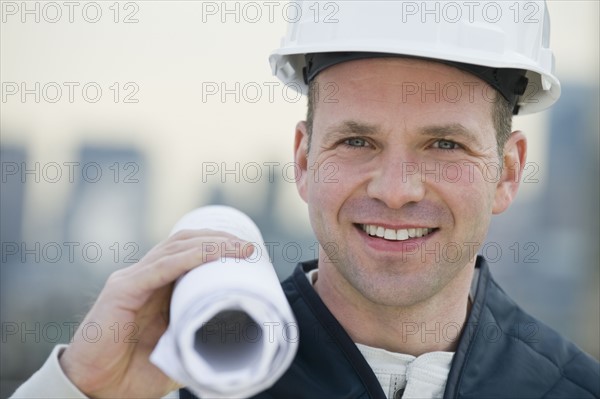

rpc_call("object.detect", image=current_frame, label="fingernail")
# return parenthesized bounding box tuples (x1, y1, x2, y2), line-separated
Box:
(242, 242, 255, 257)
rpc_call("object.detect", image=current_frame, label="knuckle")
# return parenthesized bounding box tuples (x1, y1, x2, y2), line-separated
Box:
(161, 240, 184, 254)
(104, 268, 131, 291)
(171, 228, 219, 240)
(170, 229, 194, 240)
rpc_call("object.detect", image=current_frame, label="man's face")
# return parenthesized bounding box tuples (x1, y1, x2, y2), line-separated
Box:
(294, 58, 523, 307)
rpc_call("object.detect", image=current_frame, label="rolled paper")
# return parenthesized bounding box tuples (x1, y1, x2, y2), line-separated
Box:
(150, 206, 299, 398)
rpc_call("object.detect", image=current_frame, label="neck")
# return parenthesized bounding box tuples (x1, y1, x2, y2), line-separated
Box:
(313, 259, 475, 357)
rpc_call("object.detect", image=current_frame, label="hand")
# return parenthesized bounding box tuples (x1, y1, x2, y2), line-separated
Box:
(59, 229, 254, 398)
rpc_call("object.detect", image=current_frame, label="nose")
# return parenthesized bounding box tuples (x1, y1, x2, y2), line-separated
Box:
(366, 153, 426, 209)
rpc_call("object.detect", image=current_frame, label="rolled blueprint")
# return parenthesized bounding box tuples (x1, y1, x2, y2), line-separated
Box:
(150, 206, 298, 398)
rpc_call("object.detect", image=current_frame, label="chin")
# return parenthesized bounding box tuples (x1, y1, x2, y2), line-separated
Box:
(346, 268, 439, 307)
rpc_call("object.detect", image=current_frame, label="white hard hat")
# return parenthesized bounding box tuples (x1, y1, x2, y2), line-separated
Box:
(269, 0, 560, 114)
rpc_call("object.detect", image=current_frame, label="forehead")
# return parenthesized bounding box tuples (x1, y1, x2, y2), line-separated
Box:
(312, 57, 496, 134)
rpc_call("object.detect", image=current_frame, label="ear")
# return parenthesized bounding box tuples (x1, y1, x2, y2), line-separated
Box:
(294, 121, 310, 203)
(492, 130, 527, 214)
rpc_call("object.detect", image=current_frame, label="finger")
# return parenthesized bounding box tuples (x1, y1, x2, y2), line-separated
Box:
(168, 229, 242, 244)
(132, 237, 255, 294)
(141, 230, 248, 263)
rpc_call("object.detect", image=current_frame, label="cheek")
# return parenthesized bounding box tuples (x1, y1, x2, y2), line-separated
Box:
(305, 166, 337, 226)
(438, 162, 497, 230)
(305, 161, 364, 225)
(306, 173, 344, 215)
(440, 161, 498, 195)
(306, 153, 360, 198)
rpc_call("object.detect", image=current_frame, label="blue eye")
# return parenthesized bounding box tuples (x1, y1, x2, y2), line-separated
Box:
(344, 138, 369, 148)
(433, 139, 460, 150)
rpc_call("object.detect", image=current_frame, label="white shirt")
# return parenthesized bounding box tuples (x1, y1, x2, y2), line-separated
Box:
(356, 344, 453, 399)
(306, 268, 457, 399)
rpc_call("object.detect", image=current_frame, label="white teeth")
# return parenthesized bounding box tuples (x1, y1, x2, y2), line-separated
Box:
(361, 224, 434, 241)
(384, 229, 396, 240)
(397, 229, 409, 240)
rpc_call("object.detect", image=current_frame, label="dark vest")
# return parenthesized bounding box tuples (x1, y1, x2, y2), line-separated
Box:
(181, 257, 599, 398)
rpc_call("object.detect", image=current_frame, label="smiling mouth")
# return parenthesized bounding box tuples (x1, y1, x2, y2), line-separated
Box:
(359, 224, 437, 241)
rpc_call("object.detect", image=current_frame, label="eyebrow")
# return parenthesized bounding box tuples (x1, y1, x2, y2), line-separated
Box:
(419, 123, 480, 144)
(323, 120, 383, 142)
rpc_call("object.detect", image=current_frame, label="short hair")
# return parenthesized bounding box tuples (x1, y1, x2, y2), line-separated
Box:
(305, 78, 513, 159)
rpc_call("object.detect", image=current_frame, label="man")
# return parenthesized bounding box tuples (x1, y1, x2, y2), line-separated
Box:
(12, 1, 599, 398)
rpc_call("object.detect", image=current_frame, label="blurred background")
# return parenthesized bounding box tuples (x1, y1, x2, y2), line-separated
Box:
(1, 1, 598, 396)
